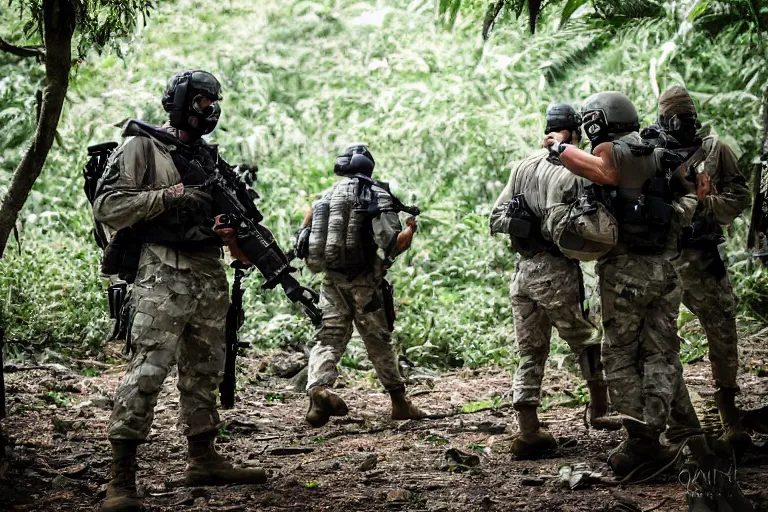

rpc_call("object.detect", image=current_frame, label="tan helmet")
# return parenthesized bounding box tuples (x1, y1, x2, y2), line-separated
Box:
(547, 196, 618, 261)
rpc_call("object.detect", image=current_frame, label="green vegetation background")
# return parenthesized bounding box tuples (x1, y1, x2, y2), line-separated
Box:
(1, 0, 766, 368)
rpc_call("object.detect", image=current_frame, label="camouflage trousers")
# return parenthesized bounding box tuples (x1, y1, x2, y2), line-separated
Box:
(510, 251, 598, 407)
(108, 248, 229, 441)
(598, 255, 700, 430)
(306, 271, 403, 393)
(675, 247, 739, 389)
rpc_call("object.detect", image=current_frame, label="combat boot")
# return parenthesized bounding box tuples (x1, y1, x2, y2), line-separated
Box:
(578, 346, 622, 431)
(510, 405, 557, 459)
(713, 387, 751, 459)
(305, 386, 349, 428)
(585, 379, 623, 431)
(184, 431, 267, 486)
(389, 388, 425, 420)
(608, 419, 678, 478)
(101, 440, 142, 512)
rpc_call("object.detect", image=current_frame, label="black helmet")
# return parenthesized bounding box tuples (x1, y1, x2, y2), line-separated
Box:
(162, 70, 222, 138)
(334, 144, 375, 176)
(545, 104, 581, 134)
(581, 92, 640, 147)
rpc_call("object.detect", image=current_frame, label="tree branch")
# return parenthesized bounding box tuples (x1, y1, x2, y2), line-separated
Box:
(0, 37, 45, 59)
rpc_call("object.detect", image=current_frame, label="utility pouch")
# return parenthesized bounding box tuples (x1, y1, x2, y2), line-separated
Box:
(101, 228, 142, 284)
(380, 279, 396, 332)
(621, 204, 646, 232)
(506, 194, 534, 239)
(644, 195, 673, 226)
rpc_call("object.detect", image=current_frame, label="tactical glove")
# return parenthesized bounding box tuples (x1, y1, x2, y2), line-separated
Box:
(295, 226, 311, 259)
(163, 184, 213, 213)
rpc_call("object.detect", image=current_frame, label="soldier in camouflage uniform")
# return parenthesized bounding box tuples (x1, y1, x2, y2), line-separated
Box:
(545, 92, 704, 477)
(94, 71, 265, 512)
(647, 87, 751, 453)
(294, 144, 424, 427)
(490, 104, 621, 460)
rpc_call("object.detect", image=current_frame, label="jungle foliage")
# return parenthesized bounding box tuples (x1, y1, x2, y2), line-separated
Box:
(0, 0, 766, 369)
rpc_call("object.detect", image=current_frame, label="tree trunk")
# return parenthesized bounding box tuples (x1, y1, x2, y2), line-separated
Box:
(0, 0, 76, 257)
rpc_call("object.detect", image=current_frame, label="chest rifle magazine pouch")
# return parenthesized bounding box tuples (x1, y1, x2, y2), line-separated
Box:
(325, 184, 352, 270)
(307, 198, 330, 273)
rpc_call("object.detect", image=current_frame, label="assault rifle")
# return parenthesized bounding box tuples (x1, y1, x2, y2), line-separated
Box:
(354, 174, 421, 217)
(200, 153, 322, 408)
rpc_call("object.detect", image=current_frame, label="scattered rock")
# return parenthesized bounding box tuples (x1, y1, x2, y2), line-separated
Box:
(90, 395, 113, 409)
(269, 446, 314, 456)
(359, 454, 378, 472)
(386, 488, 412, 503)
(271, 353, 307, 378)
(289, 367, 309, 392)
(59, 463, 88, 478)
(476, 421, 506, 435)
(558, 463, 603, 490)
(362, 469, 386, 482)
(441, 448, 480, 472)
(51, 474, 79, 490)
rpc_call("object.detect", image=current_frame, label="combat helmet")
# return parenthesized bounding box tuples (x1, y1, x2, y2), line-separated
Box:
(334, 143, 375, 176)
(581, 91, 640, 147)
(162, 70, 222, 138)
(545, 104, 582, 134)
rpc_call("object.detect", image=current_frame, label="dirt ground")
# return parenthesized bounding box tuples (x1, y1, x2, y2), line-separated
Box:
(1, 339, 768, 512)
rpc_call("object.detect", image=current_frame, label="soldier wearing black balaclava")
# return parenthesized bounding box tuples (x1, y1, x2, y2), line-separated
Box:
(94, 71, 267, 512)
(645, 86, 751, 455)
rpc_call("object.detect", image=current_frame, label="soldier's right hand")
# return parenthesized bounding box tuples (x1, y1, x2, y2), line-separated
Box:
(163, 184, 213, 213)
(405, 216, 418, 233)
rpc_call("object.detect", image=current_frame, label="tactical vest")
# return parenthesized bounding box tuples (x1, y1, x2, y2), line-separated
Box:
(611, 135, 677, 254)
(306, 176, 385, 274)
(94, 121, 222, 281)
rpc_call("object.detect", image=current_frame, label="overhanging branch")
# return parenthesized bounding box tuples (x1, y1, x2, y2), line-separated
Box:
(0, 37, 45, 59)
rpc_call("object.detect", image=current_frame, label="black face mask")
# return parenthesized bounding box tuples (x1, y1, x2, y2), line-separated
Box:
(660, 114, 700, 148)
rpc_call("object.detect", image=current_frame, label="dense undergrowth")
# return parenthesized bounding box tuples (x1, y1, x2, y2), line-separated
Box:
(0, 0, 766, 369)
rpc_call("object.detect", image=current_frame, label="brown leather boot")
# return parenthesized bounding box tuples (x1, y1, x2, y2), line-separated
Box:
(713, 387, 751, 458)
(101, 440, 142, 512)
(579, 346, 622, 431)
(390, 389, 425, 420)
(184, 432, 267, 486)
(607, 419, 678, 478)
(585, 379, 623, 431)
(510, 405, 557, 459)
(305, 386, 349, 428)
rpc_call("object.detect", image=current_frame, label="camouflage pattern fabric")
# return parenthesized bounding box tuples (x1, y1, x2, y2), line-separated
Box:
(511, 250, 598, 406)
(307, 271, 403, 392)
(598, 255, 700, 430)
(108, 248, 229, 440)
(675, 248, 739, 389)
